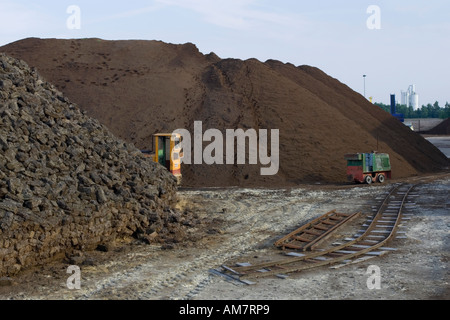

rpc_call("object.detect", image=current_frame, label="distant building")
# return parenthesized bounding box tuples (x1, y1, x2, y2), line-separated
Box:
(400, 85, 420, 110)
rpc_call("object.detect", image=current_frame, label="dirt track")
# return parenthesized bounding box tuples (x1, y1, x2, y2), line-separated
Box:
(0, 173, 448, 300)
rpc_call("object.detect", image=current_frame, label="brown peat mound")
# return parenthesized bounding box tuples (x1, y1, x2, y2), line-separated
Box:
(2, 38, 448, 187)
(0, 53, 188, 276)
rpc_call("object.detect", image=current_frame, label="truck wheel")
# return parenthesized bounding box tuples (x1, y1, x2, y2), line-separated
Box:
(365, 175, 373, 184)
(377, 174, 385, 183)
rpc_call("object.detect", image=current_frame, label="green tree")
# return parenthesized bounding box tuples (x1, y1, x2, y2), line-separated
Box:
(374, 101, 449, 119)
(443, 102, 450, 118)
(432, 101, 440, 118)
(420, 104, 431, 118)
(407, 105, 414, 118)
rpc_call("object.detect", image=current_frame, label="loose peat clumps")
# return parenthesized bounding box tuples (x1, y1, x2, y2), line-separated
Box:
(0, 53, 182, 277)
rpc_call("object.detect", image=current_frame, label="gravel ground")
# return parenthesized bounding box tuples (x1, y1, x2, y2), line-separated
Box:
(0, 173, 448, 301)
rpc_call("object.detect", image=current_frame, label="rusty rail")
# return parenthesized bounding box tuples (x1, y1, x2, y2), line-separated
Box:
(217, 184, 414, 282)
(274, 210, 360, 251)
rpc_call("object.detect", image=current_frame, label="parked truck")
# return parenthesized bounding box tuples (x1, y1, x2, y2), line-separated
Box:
(344, 152, 391, 184)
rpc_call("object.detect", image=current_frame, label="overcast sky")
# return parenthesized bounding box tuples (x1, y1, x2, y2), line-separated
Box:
(0, 0, 449, 106)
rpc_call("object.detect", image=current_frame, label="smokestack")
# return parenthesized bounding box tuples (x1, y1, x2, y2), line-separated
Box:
(390, 94, 396, 115)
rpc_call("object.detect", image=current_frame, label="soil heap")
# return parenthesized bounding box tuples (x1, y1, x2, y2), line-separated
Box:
(426, 118, 450, 135)
(1, 38, 448, 187)
(0, 53, 186, 277)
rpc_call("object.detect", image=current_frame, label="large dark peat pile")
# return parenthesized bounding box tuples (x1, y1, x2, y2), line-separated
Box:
(0, 53, 185, 277)
(1, 38, 448, 187)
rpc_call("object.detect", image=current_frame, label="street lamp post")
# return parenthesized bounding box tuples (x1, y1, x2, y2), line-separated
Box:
(363, 75, 367, 98)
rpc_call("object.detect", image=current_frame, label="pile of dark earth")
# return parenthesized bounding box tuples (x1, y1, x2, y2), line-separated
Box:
(0, 53, 201, 277)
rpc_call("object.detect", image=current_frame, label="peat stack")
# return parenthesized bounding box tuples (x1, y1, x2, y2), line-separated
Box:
(0, 53, 183, 277)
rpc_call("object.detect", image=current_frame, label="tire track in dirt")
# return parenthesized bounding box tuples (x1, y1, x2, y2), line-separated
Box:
(143, 187, 388, 300)
(3, 185, 393, 300)
(80, 186, 389, 300)
(75, 189, 313, 299)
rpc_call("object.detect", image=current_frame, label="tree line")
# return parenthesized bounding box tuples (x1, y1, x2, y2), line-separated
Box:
(375, 101, 450, 119)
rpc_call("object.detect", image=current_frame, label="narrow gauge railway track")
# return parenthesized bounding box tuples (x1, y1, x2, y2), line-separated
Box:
(214, 183, 415, 284)
(274, 210, 361, 252)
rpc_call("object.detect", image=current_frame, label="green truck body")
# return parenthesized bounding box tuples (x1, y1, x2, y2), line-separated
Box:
(345, 153, 391, 184)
